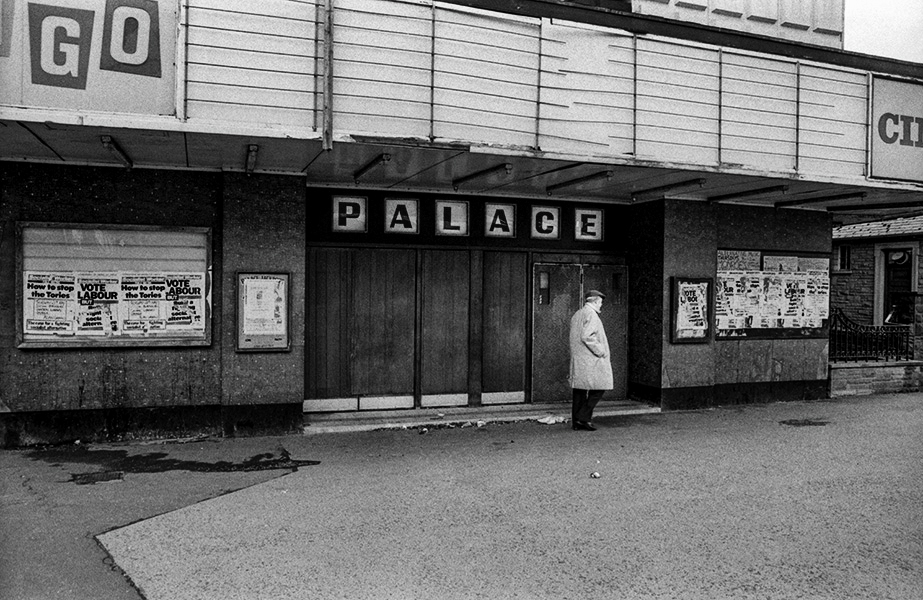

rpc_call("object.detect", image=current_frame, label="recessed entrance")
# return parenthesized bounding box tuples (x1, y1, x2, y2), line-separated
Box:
(531, 263, 627, 404)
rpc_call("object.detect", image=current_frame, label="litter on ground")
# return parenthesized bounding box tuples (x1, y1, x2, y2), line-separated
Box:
(536, 415, 566, 425)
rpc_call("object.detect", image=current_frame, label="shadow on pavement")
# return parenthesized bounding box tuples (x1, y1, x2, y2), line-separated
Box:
(25, 444, 320, 483)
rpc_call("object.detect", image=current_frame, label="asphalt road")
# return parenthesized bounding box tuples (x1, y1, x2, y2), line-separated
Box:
(2, 394, 922, 599)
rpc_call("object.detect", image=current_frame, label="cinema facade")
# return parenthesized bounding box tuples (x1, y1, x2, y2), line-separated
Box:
(1, 0, 922, 446)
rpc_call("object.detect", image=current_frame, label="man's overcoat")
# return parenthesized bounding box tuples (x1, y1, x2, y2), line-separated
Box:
(569, 303, 614, 390)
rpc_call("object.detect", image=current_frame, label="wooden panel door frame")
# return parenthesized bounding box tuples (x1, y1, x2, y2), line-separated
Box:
(530, 260, 628, 403)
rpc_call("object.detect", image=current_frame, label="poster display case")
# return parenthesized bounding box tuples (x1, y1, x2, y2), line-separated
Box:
(671, 277, 712, 343)
(236, 273, 290, 352)
(17, 223, 211, 348)
(715, 249, 830, 339)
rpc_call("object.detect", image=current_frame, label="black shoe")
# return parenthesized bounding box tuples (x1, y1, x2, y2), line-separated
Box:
(573, 421, 597, 431)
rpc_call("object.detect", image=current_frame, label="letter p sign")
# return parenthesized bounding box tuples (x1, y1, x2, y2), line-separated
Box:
(332, 196, 368, 232)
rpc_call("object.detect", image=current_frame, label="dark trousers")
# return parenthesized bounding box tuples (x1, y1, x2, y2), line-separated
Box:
(572, 389, 604, 423)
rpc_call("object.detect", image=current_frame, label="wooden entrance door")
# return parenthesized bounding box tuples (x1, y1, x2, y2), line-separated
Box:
(531, 263, 628, 403)
(306, 247, 416, 411)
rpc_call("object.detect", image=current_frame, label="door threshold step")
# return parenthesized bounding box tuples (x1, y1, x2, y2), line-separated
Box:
(303, 400, 659, 434)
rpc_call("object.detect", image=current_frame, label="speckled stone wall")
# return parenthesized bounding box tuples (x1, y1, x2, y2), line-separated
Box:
(0, 163, 223, 414)
(656, 201, 832, 409)
(220, 173, 306, 406)
(627, 201, 665, 395)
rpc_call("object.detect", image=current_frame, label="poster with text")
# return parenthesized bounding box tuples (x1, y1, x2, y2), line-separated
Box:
(120, 273, 169, 333)
(164, 273, 206, 331)
(671, 278, 711, 343)
(23, 272, 76, 334)
(241, 275, 287, 336)
(75, 273, 120, 335)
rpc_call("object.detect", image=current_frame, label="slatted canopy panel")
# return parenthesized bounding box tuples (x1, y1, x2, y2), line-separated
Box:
(185, 0, 319, 129)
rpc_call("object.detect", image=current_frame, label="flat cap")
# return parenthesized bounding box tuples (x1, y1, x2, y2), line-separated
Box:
(585, 289, 606, 300)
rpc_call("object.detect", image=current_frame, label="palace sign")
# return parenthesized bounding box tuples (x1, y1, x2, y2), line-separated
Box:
(871, 77, 923, 183)
(0, 0, 175, 114)
(332, 197, 605, 242)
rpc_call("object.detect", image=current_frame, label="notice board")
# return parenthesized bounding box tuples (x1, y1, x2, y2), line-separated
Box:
(715, 250, 829, 339)
(236, 272, 290, 352)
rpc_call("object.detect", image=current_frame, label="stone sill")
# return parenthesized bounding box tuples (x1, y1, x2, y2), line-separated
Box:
(830, 360, 923, 370)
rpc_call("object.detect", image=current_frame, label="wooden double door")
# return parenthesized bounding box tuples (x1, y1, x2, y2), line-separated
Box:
(306, 247, 527, 410)
(531, 263, 628, 403)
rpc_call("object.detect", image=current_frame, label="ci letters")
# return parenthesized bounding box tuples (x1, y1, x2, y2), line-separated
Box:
(28, 0, 162, 89)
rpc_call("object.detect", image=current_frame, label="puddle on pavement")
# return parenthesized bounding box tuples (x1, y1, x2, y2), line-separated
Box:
(779, 418, 829, 427)
(27, 445, 320, 484)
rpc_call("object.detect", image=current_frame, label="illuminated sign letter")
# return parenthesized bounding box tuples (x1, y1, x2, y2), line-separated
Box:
(385, 199, 418, 234)
(332, 196, 367, 232)
(100, 0, 162, 78)
(28, 4, 94, 89)
(485, 204, 516, 238)
(574, 208, 604, 242)
(531, 206, 560, 239)
(436, 201, 468, 236)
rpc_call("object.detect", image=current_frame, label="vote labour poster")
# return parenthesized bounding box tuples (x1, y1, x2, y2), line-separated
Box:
(75, 273, 120, 335)
(674, 280, 709, 340)
(163, 273, 205, 331)
(23, 270, 207, 340)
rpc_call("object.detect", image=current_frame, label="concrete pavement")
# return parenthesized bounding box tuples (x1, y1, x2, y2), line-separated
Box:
(2, 395, 922, 599)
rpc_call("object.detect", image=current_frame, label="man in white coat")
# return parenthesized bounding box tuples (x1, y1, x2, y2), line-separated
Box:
(569, 289, 613, 431)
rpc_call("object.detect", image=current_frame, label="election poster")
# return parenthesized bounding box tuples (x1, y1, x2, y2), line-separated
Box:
(671, 277, 711, 343)
(21, 270, 208, 342)
(75, 273, 120, 335)
(23, 272, 76, 334)
(164, 273, 206, 332)
(120, 273, 169, 333)
(715, 253, 829, 337)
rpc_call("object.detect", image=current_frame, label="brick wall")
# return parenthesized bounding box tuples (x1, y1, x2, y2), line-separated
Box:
(831, 240, 923, 360)
(830, 242, 874, 324)
(830, 361, 923, 396)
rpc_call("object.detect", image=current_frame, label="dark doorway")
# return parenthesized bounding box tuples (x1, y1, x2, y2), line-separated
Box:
(531, 263, 628, 403)
(883, 248, 914, 325)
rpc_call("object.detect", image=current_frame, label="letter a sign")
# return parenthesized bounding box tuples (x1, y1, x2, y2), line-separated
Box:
(485, 204, 515, 238)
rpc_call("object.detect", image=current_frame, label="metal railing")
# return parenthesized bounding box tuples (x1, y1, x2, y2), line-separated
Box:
(829, 307, 913, 362)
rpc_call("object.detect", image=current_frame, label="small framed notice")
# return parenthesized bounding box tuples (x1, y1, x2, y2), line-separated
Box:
(671, 277, 712, 344)
(237, 272, 290, 352)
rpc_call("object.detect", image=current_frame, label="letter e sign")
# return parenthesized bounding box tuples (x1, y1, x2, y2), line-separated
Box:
(332, 196, 367, 232)
(574, 208, 604, 241)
